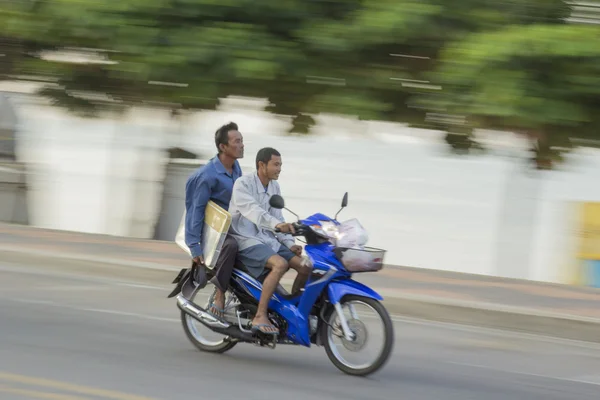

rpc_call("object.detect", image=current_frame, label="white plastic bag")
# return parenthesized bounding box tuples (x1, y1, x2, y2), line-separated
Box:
(336, 218, 369, 249)
(340, 249, 374, 269)
(175, 210, 192, 257)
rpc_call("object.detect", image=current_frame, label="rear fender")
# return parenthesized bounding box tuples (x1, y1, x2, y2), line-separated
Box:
(167, 268, 190, 298)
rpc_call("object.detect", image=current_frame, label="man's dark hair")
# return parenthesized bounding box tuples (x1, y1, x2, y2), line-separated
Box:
(256, 147, 281, 169)
(215, 122, 238, 153)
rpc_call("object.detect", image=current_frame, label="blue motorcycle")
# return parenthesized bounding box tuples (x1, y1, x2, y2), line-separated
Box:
(170, 193, 394, 376)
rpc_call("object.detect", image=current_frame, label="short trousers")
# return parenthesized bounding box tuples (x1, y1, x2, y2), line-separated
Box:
(237, 243, 295, 278)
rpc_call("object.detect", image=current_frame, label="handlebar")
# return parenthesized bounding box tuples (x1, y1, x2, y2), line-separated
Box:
(274, 222, 306, 236)
(273, 222, 332, 244)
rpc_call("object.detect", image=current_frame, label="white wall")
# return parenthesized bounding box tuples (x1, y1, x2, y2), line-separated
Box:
(6, 92, 600, 284)
(11, 97, 172, 238)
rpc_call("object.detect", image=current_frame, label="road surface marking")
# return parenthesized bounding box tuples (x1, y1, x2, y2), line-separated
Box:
(391, 315, 600, 350)
(569, 374, 600, 385)
(79, 307, 180, 322)
(0, 265, 171, 290)
(0, 384, 90, 400)
(4, 291, 600, 351)
(5, 296, 600, 351)
(445, 361, 600, 387)
(116, 283, 165, 290)
(38, 285, 110, 292)
(0, 372, 158, 400)
(4, 298, 180, 322)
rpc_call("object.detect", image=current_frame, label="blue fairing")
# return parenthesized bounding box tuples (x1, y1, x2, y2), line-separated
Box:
(226, 211, 385, 348)
(305, 242, 345, 271)
(230, 269, 313, 346)
(327, 279, 383, 304)
(300, 213, 339, 226)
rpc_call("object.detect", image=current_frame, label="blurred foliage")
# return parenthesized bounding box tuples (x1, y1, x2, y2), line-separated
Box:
(419, 22, 600, 167)
(1, 0, 599, 167)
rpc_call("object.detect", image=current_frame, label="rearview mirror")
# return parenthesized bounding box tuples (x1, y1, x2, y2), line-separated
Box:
(335, 192, 349, 220)
(269, 194, 285, 209)
(341, 192, 348, 208)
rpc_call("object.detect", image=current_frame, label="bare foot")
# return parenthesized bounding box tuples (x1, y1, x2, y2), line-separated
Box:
(208, 290, 226, 319)
(213, 290, 225, 310)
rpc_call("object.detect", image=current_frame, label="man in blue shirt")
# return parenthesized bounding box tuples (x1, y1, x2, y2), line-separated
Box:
(184, 122, 244, 319)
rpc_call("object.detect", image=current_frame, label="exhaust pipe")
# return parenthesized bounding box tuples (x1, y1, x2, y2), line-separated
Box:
(176, 295, 257, 342)
(176, 295, 230, 329)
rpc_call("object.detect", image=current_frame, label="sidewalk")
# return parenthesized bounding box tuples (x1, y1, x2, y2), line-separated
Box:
(2, 222, 600, 342)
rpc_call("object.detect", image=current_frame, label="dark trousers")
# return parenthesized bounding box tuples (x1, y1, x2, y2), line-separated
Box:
(193, 234, 238, 293)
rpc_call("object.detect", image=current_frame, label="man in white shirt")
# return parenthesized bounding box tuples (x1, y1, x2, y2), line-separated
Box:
(228, 147, 311, 335)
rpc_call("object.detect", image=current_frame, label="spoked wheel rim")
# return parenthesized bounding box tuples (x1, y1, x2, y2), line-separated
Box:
(184, 284, 230, 347)
(326, 299, 389, 371)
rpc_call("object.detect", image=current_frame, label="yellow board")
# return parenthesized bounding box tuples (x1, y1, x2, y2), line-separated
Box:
(576, 202, 600, 260)
(174, 201, 232, 270)
(568, 201, 600, 285)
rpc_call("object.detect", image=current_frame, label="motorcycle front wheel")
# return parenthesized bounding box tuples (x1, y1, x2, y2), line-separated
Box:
(321, 295, 394, 376)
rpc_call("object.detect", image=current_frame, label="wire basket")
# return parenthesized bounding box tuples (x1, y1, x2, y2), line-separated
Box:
(334, 246, 386, 273)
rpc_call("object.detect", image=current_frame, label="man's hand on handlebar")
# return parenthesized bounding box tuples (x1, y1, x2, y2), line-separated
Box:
(290, 245, 303, 257)
(275, 222, 296, 234)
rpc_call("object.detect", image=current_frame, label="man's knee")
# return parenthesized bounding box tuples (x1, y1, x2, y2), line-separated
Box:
(300, 265, 312, 276)
(290, 256, 312, 275)
(266, 255, 288, 275)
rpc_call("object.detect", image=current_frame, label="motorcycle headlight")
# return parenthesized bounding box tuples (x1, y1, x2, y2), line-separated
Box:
(318, 220, 340, 240)
(309, 224, 328, 238)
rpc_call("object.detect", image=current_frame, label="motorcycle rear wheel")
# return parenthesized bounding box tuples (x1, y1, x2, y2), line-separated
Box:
(181, 286, 238, 354)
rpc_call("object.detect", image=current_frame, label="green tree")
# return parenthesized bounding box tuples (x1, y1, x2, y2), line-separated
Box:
(2, 0, 598, 160)
(294, 0, 574, 131)
(2, 0, 392, 123)
(421, 23, 600, 167)
(0, 0, 514, 124)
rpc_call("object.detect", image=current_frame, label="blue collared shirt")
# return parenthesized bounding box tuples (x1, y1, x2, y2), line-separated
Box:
(184, 155, 242, 258)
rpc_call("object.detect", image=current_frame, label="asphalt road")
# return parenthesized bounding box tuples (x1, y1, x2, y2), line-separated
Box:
(1, 262, 600, 400)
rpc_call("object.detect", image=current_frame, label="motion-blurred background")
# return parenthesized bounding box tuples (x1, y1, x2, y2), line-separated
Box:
(2, 0, 600, 286)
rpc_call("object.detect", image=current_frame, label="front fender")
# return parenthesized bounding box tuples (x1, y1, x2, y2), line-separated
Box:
(327, 279, 383, 305)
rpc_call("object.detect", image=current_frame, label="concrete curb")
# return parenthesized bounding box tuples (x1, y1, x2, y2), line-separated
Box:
(0, 247, 182, 284)
(0, 246, 182, 272)
(3, 246, 600, 343)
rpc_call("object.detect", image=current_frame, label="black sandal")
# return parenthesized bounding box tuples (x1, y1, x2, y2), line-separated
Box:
(250, 323, 279, 335)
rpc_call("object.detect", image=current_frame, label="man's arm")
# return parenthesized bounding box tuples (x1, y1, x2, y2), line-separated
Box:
(272, 206, 296, 249)
(269, 182, 295, 248)
(184, 173, 212, 259)
(230, 178, 282, 231)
